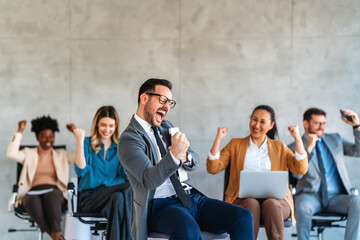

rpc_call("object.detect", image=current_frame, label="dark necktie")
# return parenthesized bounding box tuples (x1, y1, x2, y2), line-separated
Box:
(315, 142, 329, 208)
(151, 127, 192, 208)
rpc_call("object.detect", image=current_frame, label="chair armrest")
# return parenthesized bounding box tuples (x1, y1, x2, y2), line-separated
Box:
(290, 185, 296, 195)
(67, 182, 76, 216)
(350, 188, 359, 196)
(8, 184, 18, 212)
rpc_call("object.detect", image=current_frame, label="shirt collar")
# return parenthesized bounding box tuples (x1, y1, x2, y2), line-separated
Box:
(99, 140, 117, 149)
(249, 136, 268, 150)
(134, 114, 153, 134)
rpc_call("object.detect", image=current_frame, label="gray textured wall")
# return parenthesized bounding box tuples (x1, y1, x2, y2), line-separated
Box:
(1, 0, 359, 239)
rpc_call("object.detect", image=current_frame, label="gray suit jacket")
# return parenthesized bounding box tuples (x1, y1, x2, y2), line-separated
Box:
(118, 116, 201, 240)
(288, 130, 360, 195)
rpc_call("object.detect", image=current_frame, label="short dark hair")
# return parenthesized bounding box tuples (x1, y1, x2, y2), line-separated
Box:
(251, 105, 278, 139)
(138, 78, 172, 105)
(31, 115, 59, 138)
(303, 107, 327, 122)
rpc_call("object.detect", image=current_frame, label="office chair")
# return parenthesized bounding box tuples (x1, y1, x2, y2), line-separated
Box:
(289, 172, 355, 240)
(8, 145, 67, 240)
(67, 177, 108, 239)
(67, 179, 228, 240)
(223, 164, 293, 228)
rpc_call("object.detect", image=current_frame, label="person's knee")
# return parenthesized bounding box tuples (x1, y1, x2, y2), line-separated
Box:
(295, 198, 315, 218)
(244, 198, 260, 208)
(239, 198, 261, 215)
(233, 206, 253, 227)
(262, 198, 281, 216)
(262, 198, 279, 209)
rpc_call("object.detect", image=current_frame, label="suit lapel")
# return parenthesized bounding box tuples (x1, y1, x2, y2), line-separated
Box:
(130, 116, 158, 165)
(27, 148, 39, 183)
(237, 136, 249, 172)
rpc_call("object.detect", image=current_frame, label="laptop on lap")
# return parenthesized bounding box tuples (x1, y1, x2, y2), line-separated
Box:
(239, 170, 288, 199)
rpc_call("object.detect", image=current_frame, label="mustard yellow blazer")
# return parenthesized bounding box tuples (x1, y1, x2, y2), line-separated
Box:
(207, 135, 308, 225)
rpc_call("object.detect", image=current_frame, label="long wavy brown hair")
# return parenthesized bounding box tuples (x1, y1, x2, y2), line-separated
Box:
(90, 106, 120, 154)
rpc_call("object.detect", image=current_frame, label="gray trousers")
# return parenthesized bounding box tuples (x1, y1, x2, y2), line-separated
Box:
(295, 193, 360, 240)
(79, 182, 132, 240)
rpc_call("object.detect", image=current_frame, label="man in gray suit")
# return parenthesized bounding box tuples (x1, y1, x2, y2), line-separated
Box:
(289, 107, 360, 240)
(118, 78, 254, 240)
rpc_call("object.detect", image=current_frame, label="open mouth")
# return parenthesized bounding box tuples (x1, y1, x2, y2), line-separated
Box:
(252, 128, 261, 134)
(156, 109, 166, 122)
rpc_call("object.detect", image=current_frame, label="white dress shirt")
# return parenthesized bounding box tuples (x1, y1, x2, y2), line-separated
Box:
(134, 114, 178, 198)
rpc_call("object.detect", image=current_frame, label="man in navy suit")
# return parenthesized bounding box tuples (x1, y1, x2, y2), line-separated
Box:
(289, 107, 360, 240)
(118, 78, 254, 240)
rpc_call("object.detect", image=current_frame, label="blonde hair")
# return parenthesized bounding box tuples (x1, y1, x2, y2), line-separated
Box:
(90, 106, 120, 154)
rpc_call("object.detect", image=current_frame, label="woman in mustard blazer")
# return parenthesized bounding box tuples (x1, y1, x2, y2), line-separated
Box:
(207, 105, 308, 240)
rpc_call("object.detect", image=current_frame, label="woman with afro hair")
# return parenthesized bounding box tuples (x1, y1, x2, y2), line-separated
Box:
(7, 115, 74, 240)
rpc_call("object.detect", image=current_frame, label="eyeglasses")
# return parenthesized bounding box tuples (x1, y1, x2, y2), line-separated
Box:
(311, 121, 327, 127)
(146, 93, 176, 109)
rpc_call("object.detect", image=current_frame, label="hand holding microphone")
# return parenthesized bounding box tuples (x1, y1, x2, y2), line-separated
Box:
(169, 128, 189, 162)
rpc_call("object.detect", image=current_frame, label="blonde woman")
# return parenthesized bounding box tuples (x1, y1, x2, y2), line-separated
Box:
(67, 106, 131, 240)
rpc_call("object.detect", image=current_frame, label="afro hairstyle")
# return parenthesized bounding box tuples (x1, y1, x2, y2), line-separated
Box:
(31, 115, 59, 138)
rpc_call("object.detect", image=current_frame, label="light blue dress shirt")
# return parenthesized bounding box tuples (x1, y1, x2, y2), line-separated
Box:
(315, 138, 344, 194)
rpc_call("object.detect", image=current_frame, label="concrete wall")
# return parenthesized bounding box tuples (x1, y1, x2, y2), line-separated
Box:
(1, 0, 359, 239)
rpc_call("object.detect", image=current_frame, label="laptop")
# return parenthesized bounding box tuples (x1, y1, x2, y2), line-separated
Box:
(239, 170, 288, 199)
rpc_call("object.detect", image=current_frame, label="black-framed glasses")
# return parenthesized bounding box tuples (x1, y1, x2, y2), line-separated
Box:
(146, 93, 176, 109)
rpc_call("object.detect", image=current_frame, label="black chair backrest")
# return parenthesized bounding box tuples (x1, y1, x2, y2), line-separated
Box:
(288, 171, 299, 191)
(16, 145, 66, 183)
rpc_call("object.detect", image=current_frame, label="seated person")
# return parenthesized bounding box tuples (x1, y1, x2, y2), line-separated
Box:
(207, 105, 308, 240)
(288, 108, 360, 240)
(67, 105, 131, 240)
(118, 78, 254, 240)
(7, 116, 74, 240)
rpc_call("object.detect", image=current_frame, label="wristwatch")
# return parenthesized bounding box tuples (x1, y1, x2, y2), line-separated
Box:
(186, 153, 193, 162)
(183, 153, 193, 166)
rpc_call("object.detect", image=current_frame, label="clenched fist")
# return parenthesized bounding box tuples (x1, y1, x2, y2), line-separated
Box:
(73, 128, 85, 143)
(288, 125, 301, 139)
(170, 132, 190, 161)
(216, 127, 229, 141)
(17, 120, 27, 133)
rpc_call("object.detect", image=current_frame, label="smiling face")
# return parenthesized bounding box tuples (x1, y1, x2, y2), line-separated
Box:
(142, 85, 172, 127)
(304, 114, 326, 138)
(249, 109, 275, 142)
(97, 117, 116, 141)
(37, 129, 55, 150)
